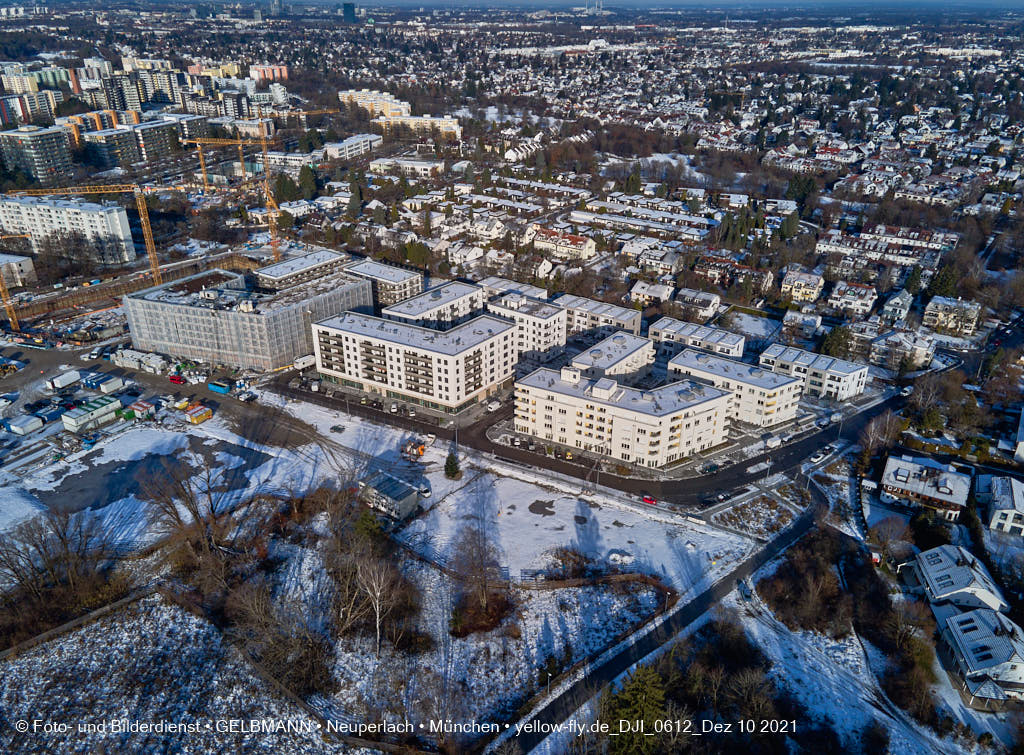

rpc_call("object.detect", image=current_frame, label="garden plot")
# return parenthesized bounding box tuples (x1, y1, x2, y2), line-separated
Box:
(727, 311, 781, 343)
(0, 594, 350, 754)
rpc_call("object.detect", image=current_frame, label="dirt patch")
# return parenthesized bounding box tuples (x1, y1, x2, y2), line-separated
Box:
(528, 499, 556, 517)
(713, 495, 794, 538)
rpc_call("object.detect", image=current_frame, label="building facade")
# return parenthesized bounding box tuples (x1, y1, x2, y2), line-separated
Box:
(758, 343, 869, 401)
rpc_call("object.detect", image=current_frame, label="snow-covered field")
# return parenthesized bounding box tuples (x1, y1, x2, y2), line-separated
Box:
(728, 311, 782, 342)
(397, 457, 756, 595)
(0, 594, 350, 754)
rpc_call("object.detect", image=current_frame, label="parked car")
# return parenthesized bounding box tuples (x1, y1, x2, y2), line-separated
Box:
(390, 403, 398, 413)
(642, 494, 657, 505)
(810, 450, 826, 463)
(486, 400, 501, 412)
(169, 374, 186, 385)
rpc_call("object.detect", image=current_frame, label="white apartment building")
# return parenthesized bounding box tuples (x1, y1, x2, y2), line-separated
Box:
(337, 89, 411, 118)
(759, 343, 869, 400)
(0, 195, 134, 263)
(828, 280, 878, 316)
(372, 114, 462, 141)
(313, 312, 515, 413)
(381, 281, 485, 330)
(647, 316, 745, 359)
(514, 365, 730, 468)
(529, 226, 596, 260)
(344, 258, 423, 306)
(551, 294, 642, 339)
(923, 296, 982, 336)
(780, 270, 825, 302)
(323, 133, 382, 161)
(485, 293, 567, 364)
(0, 252, 36, 287)
(369, 157, 445, 179)
(675, 287, 721, 321)
(477, 275, 547, 300)
(570, 332, 654, 385)
(668, 349, 802, 428)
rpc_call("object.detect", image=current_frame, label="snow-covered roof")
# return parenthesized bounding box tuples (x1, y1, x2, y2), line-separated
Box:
(915, 544, 1007, 612)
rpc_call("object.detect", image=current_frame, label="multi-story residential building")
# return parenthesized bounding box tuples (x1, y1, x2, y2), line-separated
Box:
(647, 316, 745, 358)
(0, 124, 72, 183)
(674, 287, 721, 321)
(570, 332, 654, 385)
(551, 294, 642, 339)
(322, 133, 382, 161)
(923, 296, 982, 336)
(369, 156, 444, 179)
(313, 312, 515, 413)
(529, 226, 596, 260)
(82, 128, 140, 168)
(514, 365, 730, 468)
(880, 454, 971, 521)
(254, 249, 351, 290)
(249, 64, 288, 83)
(758, 343, 869, 400)
(780, 270, 825, 302)
(693, 255, 774, 292)
(668, 349, 802, 428)
(477, 275, 547, 300)
(125, 263, 373, 371)
(0, 252, 36, 287)
(372, 113, 462, 141)
(828, 280, 878, 317)
(337, 89, 411, 118)
(381, 281, 485, 330)
(485, 293, 567, 364)
(986, 477, 1024, 537)
(129, 120, 178, 162)
(0, 196, 134, 263)
(343, 258, 423, 307)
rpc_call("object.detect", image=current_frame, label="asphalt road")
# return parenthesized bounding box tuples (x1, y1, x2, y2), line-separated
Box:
(276, 379, 904, 510)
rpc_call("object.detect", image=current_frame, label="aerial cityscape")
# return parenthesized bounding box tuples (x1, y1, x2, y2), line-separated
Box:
(0, 1, 1024, 752)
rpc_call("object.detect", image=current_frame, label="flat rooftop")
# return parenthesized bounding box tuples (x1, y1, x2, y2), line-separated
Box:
(649, 316, 744, 349)
(572, 332, 651, 371)
(316, 312, 513, 355)
(551, 293, 638, 323)
(345, 258, 420, 284)
(382, 281, 481, 318)
(518, 367, 728, 418)
(670, 349, 800, 390)
(761, 343, 866, 376)
(255, 249, 346, 281)
(476, 275, 547, 300)
(488, 293, 563, 320)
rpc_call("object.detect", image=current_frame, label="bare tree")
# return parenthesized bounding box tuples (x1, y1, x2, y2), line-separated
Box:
(357, 557, 401, 656)
(450, 519, 504, 615)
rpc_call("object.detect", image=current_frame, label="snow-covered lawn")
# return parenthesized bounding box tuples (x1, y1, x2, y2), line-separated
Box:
(728, 311, 782, 341)
(0, 594, 348, 754)
(397, 459, 756, 595)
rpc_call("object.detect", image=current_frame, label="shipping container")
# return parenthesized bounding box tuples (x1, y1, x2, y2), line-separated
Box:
(46, 370, 80, 391)
(8, 415, 43, 435)
(208, 380, 232, 395)
(98, 376, 125, 394)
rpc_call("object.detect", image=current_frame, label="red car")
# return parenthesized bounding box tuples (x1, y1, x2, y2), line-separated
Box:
(642, 495, 657, 505)
(169, 374, 185, 384)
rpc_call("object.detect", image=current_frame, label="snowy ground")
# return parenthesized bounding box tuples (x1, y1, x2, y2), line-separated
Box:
(397, 457, 756, 595)
(0, 594, 352, 754)
(728, 311, 782, 342)
(305, 558, 662, 731)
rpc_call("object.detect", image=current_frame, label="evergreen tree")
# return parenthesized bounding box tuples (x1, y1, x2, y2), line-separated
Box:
(606, 666, 667, 755)
(298, 165, 318, 200)
(905, 265, 922, 295)
(445, 452, 461, 479)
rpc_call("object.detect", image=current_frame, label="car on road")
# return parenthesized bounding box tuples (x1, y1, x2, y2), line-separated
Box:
(419, 486, 431, 499)
(810, 450, 827, 463)
(359, 395, 368, 405)
(408, 407, 416, 418)
(565, 451, 574, 460)
(330, 425, 345, 433)
(390, 403, 398, 413)
(900, 386, 913, 397)
(641, 494, 657, 505)
(486, 400, 501, 412)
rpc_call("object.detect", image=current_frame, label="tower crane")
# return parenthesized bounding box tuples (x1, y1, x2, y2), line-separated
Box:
(8, 184, 170, 290)
(0, 234, 30, 331)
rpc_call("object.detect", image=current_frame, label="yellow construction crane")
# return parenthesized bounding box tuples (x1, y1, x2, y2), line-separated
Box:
(184, 136, 284, 192)
(0, 234, 30, 331)
(9, 184, 167, 288)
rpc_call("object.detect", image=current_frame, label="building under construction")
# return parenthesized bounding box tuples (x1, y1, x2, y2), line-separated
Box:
(123, 248, 372, 371)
